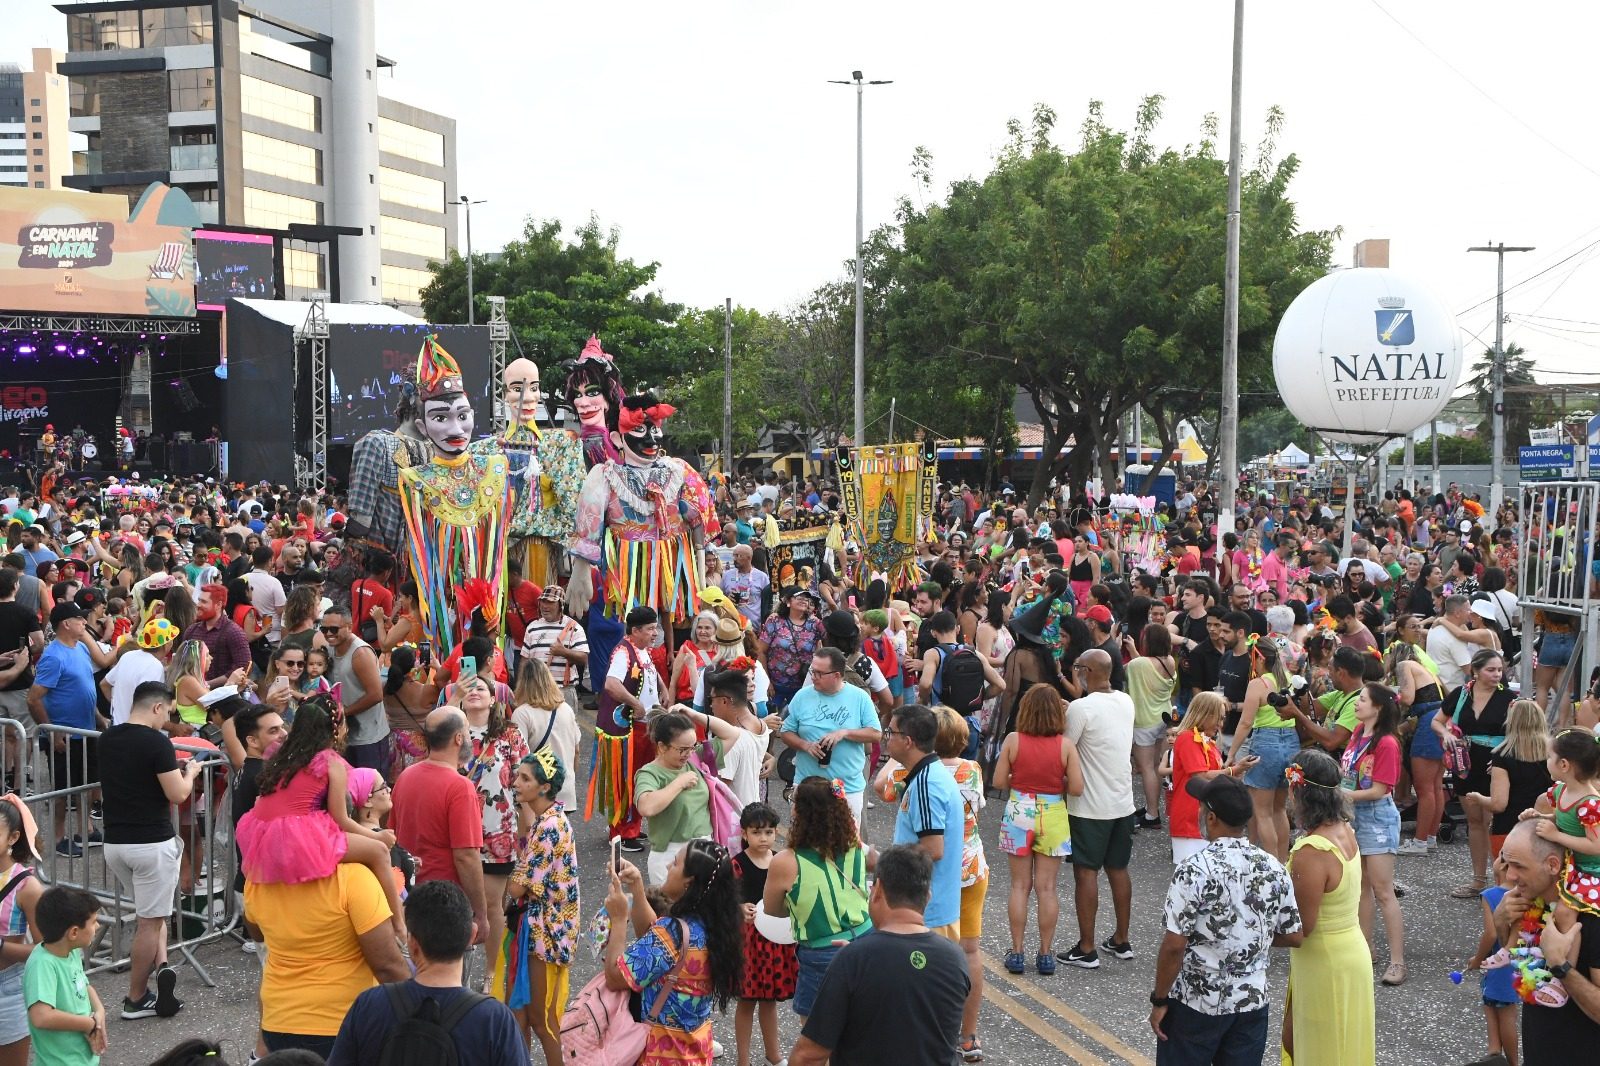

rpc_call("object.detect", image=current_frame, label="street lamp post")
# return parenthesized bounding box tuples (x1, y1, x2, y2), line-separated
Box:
(828, 71, 891, 448)
(459, 195, 486, 325)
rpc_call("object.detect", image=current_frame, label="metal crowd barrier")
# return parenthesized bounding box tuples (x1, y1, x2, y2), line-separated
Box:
(7, 720, 239, 985)
(1515, 482, 1599, 721)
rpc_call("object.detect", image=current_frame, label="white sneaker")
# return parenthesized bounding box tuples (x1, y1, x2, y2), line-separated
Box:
(712, 1040, 725, 1058)
(1425, 837, 1438, 851)
(1396, 839, 1431, 856)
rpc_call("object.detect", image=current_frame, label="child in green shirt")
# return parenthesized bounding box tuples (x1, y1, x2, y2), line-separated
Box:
(24, 886, 105, 1066)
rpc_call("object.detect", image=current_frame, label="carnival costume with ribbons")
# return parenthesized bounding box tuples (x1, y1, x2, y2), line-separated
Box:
(396, 336, 512, 651)
(474, 406, 584, 586)
(569, 398, 709, 827)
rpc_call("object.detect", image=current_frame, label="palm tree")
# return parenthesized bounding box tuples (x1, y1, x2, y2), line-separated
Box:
(1463, 342, 1538, 462)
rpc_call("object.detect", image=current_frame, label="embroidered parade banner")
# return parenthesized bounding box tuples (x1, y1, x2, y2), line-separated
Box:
(838, 441, 936, 590)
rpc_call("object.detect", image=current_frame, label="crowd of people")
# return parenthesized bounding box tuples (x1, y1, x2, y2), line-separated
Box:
(0, 464, 1592, 1066)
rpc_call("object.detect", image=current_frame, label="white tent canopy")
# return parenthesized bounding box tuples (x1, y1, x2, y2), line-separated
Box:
(1277, 442, 1311, 464)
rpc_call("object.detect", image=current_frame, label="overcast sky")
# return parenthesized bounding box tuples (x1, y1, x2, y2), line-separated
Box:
(11, 0, 1600, 394)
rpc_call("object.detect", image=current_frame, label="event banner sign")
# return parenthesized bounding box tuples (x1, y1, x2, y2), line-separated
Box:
(0, 184, 196, 317)
(838, 441, 936, 588)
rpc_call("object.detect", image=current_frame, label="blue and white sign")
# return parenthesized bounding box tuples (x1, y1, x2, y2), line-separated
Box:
(1519, 443, 1576, 481)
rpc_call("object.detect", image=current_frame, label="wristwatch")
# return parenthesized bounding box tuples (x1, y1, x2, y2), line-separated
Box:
(1149, 991, 1171, 1007)
(1549, 961, 1574, 980)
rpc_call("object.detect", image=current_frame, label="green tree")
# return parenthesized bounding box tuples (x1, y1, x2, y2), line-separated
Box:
(1237, 407, 1312, 463)
(1388, 434, 1491, 465)
(1462, 342, 1540, 463)
(881, 98, 1335, 507)
(419, 215, 692, 388)
(661, 305, 788, 463)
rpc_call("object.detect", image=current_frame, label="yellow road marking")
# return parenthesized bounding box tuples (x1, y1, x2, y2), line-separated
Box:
(981, 953, 1155, 1066)
(980, 982, 1100, 1064)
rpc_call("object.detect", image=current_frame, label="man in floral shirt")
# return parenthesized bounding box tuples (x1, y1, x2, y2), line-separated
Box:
(1149, 775, 1301, 1065)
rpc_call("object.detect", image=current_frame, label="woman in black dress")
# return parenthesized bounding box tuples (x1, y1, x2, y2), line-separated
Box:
(1432, 648, 1515, 898)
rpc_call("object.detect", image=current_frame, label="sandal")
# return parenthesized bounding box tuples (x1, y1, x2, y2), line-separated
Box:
(1450, 877, 1489, 899)
(1381, 961, 1407, 986)
(959, 1035, 983, 1063)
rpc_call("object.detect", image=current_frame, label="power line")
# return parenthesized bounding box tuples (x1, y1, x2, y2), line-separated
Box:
(1455, 236, 1600, 317)
(1368, 0, 1600, 186)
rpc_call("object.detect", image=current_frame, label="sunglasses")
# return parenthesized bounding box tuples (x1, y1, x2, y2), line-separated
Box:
(319, 626, 344, 636)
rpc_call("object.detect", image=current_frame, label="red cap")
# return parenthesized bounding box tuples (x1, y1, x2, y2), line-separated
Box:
(1084, 605, 1114, 626)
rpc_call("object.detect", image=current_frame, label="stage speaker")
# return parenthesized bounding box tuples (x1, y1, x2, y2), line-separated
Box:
(172, 379, 201, 412)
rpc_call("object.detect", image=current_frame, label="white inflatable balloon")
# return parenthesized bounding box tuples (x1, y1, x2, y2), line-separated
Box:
(1272, 268, 1463, 443)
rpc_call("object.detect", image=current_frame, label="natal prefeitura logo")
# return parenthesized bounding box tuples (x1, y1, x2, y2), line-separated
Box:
(1375, 300, 1415, 347)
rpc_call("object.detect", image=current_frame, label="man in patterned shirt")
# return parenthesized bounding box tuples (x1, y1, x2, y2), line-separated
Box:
(1149, 774, 1301, 1066)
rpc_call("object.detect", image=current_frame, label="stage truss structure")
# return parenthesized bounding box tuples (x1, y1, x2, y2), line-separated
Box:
(295, 293, 330, 495)
(488, 295, 509, 434)
(0, 314, 201, 336)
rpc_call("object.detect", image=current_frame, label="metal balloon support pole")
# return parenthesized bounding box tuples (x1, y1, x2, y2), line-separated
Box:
(1308, 428, 1388, 563)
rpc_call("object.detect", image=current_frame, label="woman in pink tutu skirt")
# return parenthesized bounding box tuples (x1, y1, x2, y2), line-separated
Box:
(235, 691, 407, 940)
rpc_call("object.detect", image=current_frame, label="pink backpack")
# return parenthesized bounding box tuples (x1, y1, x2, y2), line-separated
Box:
(560, 918, 689, 1066)
(692, 740, 745, 851)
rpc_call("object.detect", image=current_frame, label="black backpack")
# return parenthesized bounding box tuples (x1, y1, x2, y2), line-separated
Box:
(376, 984, 491, 1066)
(843, 651, 875, 692)
(935, 644, 986, 716)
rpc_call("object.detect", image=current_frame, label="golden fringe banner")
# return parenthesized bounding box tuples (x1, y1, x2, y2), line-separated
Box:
(837, 442, 936, 589)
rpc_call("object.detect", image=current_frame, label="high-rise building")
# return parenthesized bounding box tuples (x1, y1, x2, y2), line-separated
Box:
(0, 49, 73, 190)
(56, 0, 457, 311)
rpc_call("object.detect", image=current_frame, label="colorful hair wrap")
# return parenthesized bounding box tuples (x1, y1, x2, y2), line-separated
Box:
(1283, 762, 1339, 789)
(829, 778, 846, 800)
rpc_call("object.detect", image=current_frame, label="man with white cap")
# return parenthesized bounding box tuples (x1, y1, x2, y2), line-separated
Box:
(519, 584, 589, 712)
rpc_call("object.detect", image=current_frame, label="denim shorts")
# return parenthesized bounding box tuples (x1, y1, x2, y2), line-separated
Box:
(794, 943, 844, 1016)
(0, 964, 26, 1045)
(1239, 726, 1299, 790)
(1353, 797, 1400, 855)
(1409, 705, 1445, 760)
(1542, 630, 1576, 668)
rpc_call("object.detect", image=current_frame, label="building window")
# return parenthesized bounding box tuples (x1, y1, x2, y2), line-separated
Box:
(284, 248, 326, 294)
(379, 215, 447, 261)
(69, 75, 103, 118)
(30, 132, 40, 140)
(168, 69, 216, 113)
(31, 149, 41, 156)
(143, 7, 214, 49)
(240, 15, 330, 77)
(244, 186, 322, 230)
(29, 99, 39, 107)
(67, 11, 141, 52)
(29, 116, 40, 123)
(242, 131, 322, 186)
(32, 165, 42, 173)
(378, 117, 444, 166)
(382, 264, 435, 306)
(240, 75, 320, 132)
(378, 167, 444, 213)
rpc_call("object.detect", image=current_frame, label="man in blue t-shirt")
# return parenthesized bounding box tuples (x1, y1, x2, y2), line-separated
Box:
(779, 648, 882, 828)
(28, 602, 109, 856)
(885, 703, 964, 935)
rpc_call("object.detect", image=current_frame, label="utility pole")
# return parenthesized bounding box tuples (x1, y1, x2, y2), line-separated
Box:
(829, 71, 892, 449)
(1217, 0, 1245, 538)
(1430, 420, 1440, 494)
(723, 297, 733, 477)
(1468, 241, 1534, 523)
(459, 195, 486, 325)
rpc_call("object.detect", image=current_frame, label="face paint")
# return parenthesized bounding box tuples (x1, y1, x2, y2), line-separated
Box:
(418, 395, 475, 457)
(622, 419, 663, 465)
(574, 383, 608, 428)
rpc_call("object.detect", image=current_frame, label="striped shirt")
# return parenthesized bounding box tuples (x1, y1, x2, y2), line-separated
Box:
(520, 616, 589, 687)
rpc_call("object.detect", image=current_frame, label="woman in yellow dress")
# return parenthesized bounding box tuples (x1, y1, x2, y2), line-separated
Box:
(1282, 748, 1375, 1066)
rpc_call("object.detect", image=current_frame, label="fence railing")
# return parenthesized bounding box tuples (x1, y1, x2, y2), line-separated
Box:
(10, 720, 239, 984)
(1515, 481, 1599, 720)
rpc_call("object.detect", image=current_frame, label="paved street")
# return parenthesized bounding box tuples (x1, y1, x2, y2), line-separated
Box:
(92, 753, 1496, 1066)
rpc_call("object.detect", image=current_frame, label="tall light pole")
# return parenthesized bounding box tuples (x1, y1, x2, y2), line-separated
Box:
(1217, 0, 1244, 538)
(1468, 241, 1534, 522)
(459, 195, 486, 325)
(829, 71, 891, 448)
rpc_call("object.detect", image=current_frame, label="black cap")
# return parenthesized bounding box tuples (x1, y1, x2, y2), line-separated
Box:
(1185, 774, 1252, 828)
(49, 602, 86, 627)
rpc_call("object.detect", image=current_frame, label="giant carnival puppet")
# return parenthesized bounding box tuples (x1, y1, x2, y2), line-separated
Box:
(395, 336, 512, 651)
(473, 356, 584, 585)
(565, 388, 716, 833)
(343, 386, 427, 557)
(561, 334, 625, 469)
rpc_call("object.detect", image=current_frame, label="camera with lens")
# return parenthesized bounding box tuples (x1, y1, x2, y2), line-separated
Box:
(1266, 674, 1309, 709)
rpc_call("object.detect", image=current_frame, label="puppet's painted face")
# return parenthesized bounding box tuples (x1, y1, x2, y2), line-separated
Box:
(621, 418, 664, 466)
(503, 360, 541, 424)
(417, 395, 475, 457)
(574, 383, 608, 428)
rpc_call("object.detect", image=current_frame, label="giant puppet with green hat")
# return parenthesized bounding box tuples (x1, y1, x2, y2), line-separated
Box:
(395, 335, 512, 652)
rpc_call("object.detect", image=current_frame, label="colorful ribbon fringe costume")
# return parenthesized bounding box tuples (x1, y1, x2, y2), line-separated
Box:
(396, 336, 512, 650)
